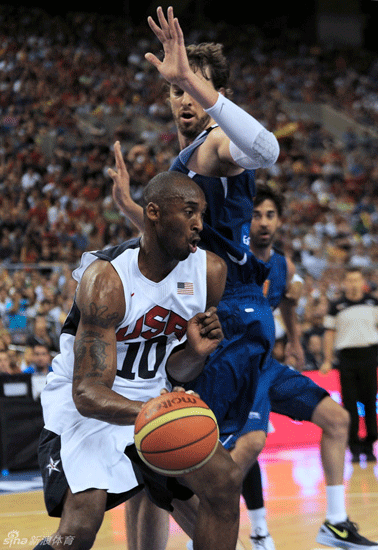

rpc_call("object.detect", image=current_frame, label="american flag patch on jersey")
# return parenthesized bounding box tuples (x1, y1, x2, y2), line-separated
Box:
(177, 282, 194, 295)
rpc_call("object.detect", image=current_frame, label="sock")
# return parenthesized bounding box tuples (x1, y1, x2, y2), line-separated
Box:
(248, 507, 269, 538)
(325, 485, 348, 524)
(186, 540, 193, 550)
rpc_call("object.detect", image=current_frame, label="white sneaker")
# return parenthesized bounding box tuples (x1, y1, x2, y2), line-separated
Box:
(250, 533, 276, 550)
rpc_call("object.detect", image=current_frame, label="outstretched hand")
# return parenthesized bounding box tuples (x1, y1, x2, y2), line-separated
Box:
(108, 141, 131, 213)
(108, 141, 144, 232)
(145, 6, 191, 86)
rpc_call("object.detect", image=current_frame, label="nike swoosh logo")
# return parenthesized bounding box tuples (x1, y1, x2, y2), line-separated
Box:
(227, 252, 247, 265)
(327, 525, 348, 539)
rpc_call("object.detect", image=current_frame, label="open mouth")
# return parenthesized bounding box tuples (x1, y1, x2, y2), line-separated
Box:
(180, 111, 194, 122)
(189, 237, 200, 253)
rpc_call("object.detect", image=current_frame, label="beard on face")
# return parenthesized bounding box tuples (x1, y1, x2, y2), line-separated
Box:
(174, 111, 211, 142)
(251, 231, 274, 249)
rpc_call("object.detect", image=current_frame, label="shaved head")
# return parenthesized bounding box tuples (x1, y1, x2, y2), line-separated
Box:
(141, 170, 207, 263)
(142, 171, 205, 212)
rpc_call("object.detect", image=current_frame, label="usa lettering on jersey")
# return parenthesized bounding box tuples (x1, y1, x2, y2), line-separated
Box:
(116, 305, 187, 342)
(116, 305, 188, 381)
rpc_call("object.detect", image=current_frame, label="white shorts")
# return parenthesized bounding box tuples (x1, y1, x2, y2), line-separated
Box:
(40, 373, 139, 497)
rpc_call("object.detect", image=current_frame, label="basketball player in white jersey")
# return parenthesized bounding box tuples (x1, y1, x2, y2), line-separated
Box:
(32, 170, 244, 550)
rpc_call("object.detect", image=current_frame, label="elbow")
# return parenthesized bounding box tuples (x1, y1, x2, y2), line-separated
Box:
(262, 132, 280, 168)
(73, 385, 96, 418)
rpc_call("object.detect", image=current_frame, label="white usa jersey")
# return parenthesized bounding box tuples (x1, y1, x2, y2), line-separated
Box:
(50, 237, 208, 402)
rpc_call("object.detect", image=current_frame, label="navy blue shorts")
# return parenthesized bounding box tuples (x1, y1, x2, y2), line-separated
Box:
(186, 285, 275, 437)
(221, 357, 329, 449)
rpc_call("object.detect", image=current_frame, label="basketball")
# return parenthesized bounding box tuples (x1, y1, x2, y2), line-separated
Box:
(134, 392, 219, 476)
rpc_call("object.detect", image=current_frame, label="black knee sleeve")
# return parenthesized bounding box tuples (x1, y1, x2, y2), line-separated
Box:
(242, 461, 264, 510)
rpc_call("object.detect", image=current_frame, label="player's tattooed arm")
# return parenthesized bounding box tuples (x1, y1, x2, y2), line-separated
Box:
(72, 260, 144, 425)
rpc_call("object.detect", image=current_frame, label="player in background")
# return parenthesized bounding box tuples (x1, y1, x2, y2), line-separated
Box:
(31, 170, 247, 550)
(224, 184, 377, 550)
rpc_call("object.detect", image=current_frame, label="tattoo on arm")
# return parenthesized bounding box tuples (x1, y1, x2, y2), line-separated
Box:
(73, 329, 111, 381)
(81, 302, 122, 329)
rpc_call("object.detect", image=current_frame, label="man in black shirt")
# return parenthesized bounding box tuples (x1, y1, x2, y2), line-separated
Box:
(322, 267, 378, 462)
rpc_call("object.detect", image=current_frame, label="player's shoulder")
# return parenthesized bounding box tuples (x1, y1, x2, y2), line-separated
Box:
(205, 250, 227, 307)
(271, 247, 291, 270)
(78, 258, 124, 304)
(76, 258, 126, 327)
(205, 250, 227, 278)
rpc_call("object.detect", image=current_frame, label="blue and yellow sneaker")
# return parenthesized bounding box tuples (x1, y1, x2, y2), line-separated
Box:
(317, 518, 378, 549)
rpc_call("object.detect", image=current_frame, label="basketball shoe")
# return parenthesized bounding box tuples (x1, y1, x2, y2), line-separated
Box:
(250, 532, 276, 550)
(316, 518, 378, 549)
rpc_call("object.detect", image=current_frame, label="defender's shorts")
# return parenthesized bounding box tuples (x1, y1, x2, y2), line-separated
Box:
(221, 357, 329, 449)
(186, 285, 275, 437)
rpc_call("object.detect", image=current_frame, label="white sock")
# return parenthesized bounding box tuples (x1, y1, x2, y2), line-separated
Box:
(186, 541, 193, 550)
(248, 507, 269, 537)
(325, 485, 348, 524)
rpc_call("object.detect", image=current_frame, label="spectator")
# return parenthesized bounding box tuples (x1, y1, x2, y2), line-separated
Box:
(0, 349, 12, 374)
(26, 313, 56, 351)
(304, 333, 325, 371)
(22, 343, 52, 375)
(0, 349, 20, 374)
(21, 167, 41, 191)
(0, 321, 12, 350)
(0, 285, 12, 319)
(5, 290, 29, 344)
(19, 346, 34, 372)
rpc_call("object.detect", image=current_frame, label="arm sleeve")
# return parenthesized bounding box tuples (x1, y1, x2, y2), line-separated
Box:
(205, 93, 280, 169)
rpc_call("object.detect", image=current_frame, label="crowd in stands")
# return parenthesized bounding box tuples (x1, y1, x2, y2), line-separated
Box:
(1, 6, 378, 376)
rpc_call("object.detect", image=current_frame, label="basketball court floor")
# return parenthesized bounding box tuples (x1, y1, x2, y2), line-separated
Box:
(2, 443, 378, 550)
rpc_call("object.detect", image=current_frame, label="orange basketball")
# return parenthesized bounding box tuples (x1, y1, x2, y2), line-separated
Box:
(134, 392, 219, 476)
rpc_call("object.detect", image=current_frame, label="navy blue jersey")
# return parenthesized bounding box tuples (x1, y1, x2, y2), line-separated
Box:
(170, 126, 269, 289)
(263, 249, 288, 310)
(169, 128, 277, 434)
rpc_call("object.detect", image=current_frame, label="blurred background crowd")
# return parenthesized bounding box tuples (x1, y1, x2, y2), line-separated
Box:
(1, 4, 378, 377)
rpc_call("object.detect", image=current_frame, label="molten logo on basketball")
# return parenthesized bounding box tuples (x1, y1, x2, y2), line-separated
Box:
(134, 391, 219, 476)
(144, 395, 198, 419)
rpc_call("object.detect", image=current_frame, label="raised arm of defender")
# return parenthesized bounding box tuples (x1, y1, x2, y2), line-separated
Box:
(145, 6, 279, 171)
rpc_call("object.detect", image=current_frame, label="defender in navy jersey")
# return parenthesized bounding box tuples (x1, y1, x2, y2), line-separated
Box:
(109, 8, 280, 549)
(32, 171, 246, 550)
(110, 6, 280, 437)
